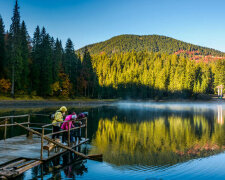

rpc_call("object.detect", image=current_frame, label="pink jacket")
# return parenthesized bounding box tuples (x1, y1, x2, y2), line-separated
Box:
(61, 115, 75, 130)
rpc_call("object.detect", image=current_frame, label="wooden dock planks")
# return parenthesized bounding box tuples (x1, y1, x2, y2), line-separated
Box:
(0, 134, 89, 165)
(0, 134, 89, 179)
(0, 158, 42, 179)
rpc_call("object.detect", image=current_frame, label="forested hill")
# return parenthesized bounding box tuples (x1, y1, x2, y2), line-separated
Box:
(77, 35, 225, 56)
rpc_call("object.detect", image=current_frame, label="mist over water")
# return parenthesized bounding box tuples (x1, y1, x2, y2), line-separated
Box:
(1, 102, 225, 179)
(116, 101, 223, 110)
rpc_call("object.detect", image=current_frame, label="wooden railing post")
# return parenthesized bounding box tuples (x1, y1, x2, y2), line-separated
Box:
(4, 118, 8, 141)
(85, 118, 87, 140)
(27, 114, 30, 128)
(41, 127, 44, 160)
(68, 122, 70, 147)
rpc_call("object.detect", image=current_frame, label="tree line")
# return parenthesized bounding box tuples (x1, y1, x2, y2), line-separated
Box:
(92, 51, 225, 99)
(0, 1, 97, 98)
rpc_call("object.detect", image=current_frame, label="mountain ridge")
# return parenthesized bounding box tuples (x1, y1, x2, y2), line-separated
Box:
(77, 34, 225, 57)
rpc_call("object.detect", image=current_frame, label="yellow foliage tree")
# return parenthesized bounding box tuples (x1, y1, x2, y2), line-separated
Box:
(59, 73, 72, 97)
(50, 81, 60, 96)
(0, 79, 11, 93)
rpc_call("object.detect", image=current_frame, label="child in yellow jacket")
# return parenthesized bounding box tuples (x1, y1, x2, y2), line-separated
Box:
(52, 106, 67, 140)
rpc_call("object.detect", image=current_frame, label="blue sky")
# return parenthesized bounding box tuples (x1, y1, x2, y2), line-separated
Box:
(0, 0, 225, 51)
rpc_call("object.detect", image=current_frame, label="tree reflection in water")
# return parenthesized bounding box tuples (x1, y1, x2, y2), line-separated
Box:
(90, 106, 225, 167)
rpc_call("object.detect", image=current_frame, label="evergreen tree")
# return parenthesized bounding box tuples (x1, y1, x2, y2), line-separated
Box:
(31, 26, 53, 96)
(0, 15, 5, 77)
(53, 38, 63, 82)
(81, 47, 97, 97)
(20, 21, 29, 91)
(31, 26, 41, 93)
(38, 27, 53, 96)
(63, 38, 80, 95)
(8, 0, 23, 97)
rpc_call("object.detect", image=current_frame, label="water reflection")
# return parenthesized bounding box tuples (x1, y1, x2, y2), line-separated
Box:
(19, 148, 88, 179)
(217, 105, 224, 125)
(90, 104, 225, 167)
(1, 103, 225, 179)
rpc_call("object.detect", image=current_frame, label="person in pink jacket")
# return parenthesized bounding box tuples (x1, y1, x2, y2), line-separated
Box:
(61, 112, 77, 143)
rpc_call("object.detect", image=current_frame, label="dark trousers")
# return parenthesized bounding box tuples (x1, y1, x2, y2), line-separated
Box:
(52, 126, 61, 139)
(62, 131, 74, 143)
(74, 124, 81, 140)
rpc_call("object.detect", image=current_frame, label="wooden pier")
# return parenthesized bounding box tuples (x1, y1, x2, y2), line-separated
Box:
(0, 114, 94, 179)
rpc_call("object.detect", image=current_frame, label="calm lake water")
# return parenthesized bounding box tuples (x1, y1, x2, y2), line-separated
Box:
(1, 102, 225, 179)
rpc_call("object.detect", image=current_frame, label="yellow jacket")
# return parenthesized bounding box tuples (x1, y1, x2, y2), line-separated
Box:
(52, 111, 64, 127)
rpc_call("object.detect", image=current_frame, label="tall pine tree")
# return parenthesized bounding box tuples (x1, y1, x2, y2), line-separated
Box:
(63, 38, 80, 95)
(31, 26, 41, 93)
(20, 21, 29, 91)
(8, 0, 23, 97)
(38, 27, 53, 96)
(81, 47, 97, 97)
(53, 38, 63, 82)
(0, 15, 5, 78)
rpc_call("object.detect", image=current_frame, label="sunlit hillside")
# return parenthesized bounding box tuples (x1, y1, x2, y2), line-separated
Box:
(77, 35, 225, 57)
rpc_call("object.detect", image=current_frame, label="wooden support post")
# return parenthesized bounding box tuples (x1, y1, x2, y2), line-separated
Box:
(68, 123, 70, 147)
(27, 115, 30, 128)
(27, 115, 32, 138)
(41, 127, 44, 160)
(4, 119, 7, 140)
(85, 118, 87, 140)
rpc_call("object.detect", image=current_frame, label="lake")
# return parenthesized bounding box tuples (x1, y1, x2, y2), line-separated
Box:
(1, 101, 225, 179)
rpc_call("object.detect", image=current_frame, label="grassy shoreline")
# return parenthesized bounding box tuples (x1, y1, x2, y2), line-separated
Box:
(0, 95, 117, 101)
(0, 95, 118, 109)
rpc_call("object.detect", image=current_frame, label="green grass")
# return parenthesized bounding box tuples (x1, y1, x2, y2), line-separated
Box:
(0, 95, 118, 102)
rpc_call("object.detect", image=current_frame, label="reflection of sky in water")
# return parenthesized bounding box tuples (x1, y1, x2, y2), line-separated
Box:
(116, 102, 225, 125)
(87, 153, 225, 179)
(23, 152, 225, 179)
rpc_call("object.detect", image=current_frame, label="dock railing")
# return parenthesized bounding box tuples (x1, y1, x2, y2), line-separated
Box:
(0, 114, 30, 140)
(40, 117, 87, 160)
(0, 114, 88, 160)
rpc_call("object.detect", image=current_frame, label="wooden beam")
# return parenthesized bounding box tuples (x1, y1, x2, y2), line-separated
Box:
(40, 128, 44, 160)
(15, 160, 42, 175)
(0, 122, 29, 127)
(1, 159, 26, 170)
(0, 114, 29, 120)
(45, 125, 85, 136)
(44, 139, 89, 161)
(4, 120, 7, 140)
(68, 123, 70, 147)
(85, 118, 87, 139)
(27, 115, 30, 128)
(14, 160, 36, 169)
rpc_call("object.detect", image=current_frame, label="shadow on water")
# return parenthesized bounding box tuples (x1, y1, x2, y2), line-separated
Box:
(1, 102, 225, 179)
